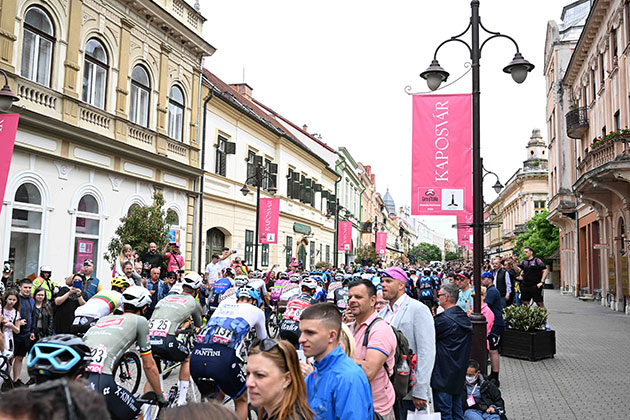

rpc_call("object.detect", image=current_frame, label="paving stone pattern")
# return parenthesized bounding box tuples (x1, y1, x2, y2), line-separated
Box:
(501, 290, 630, 420)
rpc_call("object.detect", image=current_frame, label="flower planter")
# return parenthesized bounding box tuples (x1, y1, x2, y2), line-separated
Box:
(500, 328, 555, 361)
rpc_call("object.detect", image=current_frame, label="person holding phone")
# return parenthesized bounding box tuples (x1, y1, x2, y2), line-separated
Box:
(53, 273, 87, 334)
(163, 242, 185, 275)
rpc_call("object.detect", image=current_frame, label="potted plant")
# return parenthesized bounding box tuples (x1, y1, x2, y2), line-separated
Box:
(500, 305, 556, 361)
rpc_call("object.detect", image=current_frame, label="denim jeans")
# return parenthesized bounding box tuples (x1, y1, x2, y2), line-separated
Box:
(432, 391, 464, 420)
(463, 409, 501, 420)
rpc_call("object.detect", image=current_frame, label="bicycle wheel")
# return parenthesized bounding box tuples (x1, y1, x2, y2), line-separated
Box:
(113, 351, 141, 394)
(267, 314, 279, 338)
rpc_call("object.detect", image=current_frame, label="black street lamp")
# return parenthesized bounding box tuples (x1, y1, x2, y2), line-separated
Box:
(240, 161, 277, 270)
(482, 158, 504, 194)
(419, 0, 533, 371)
(0, 70, 19, 111)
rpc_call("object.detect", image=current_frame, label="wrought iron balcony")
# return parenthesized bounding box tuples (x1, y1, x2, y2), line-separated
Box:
(566, 107, 589, 139)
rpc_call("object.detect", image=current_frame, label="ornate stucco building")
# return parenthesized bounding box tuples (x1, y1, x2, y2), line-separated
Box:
(0, 0, 214, 282)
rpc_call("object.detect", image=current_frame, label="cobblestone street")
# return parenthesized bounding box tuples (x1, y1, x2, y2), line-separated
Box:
(501, 290, 630, 420)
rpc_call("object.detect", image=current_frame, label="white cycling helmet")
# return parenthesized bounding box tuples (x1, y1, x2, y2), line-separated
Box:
(289, 274, 301, 283)
(122, 286, 152, 308)
(40, 265, 52, 273)
(251, 270, 263, 279)
(235, 275, 249, 287)
(301, 278, 317, 290)
(182, 272, 203, 290)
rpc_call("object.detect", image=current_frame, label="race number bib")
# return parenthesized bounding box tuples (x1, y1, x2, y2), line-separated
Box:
(149, 319, 171, 337)
(211, 326, 234, 345)
(87, 344, 107, 374)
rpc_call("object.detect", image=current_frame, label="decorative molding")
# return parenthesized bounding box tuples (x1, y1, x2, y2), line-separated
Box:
(123, 162, 154, 178)
(108, 174, 124, 191)
(53, 161, 74, 180)
(163, 173, 187, 188)
(16, 131, 58, 152)
(64, 60, 81, 71)
(161, 42, 173, 54)
(0, 29, 17, 41)
(120, 17, 135, 29)
(74, 147, 111, 167)
(598, 36, 609, 54)
(116, 87, 129, 95)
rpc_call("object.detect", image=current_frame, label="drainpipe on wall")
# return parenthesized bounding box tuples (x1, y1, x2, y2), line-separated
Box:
(197, 82, 214, 272)
(190, 70, 204, 271)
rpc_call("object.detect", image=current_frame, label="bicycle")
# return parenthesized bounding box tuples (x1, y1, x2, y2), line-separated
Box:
(0, 354, 14, 392)
(136, 390, 168, 420)
(266, 307, 282, 339)
(112, 350, 141, 395)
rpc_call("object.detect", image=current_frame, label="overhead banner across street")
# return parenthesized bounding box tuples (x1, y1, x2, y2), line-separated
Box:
(258, 197, 280, 243)
(411, 94, 472, 216)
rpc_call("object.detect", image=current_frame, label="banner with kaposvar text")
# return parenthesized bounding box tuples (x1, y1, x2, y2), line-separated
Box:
(338, 221, 352, 252)
(258, 198, 280, 244)
(375, 232, 387, 255)
(411, 94, 471, 216)
(0, 114, 20, 217)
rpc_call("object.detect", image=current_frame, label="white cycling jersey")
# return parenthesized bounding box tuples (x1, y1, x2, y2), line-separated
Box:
(195, 300, 267, 349)
(74, 290, 123, 319)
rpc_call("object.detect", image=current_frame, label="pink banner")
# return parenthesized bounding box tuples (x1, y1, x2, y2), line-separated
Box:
(259, 198, 280, 244)
(75, 239, 94, 272)
(411, 94, 471, 215)
(457, 213, 474, 251)
(375, 232, 387, 255)
(0, 114, 20, 217)
(338, 221, 352, 252)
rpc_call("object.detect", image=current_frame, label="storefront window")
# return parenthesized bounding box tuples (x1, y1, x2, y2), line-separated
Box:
(73, 194, 100, 273)
(9, 183, 43, 278)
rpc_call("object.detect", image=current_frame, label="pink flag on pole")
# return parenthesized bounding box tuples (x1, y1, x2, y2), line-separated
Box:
(259, 198, 280, 244)
(338, 221, 352, 252)
(411, 94, 471, 216)
(0, 114, 19, 217)
(375, 232, 387, 255)
(457, 213, 473, 250)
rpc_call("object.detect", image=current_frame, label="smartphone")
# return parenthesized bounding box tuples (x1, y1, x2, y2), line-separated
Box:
(73, 280, 83, 289)
(296, 349, 306, 363)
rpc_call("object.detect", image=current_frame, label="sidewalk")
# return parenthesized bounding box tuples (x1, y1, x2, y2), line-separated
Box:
(501, 290, 630, 420)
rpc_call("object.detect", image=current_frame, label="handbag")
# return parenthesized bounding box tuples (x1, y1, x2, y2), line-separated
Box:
(407, 402, 441, 420)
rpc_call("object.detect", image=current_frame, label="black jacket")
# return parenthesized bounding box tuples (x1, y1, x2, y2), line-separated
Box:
(463, 376, 507, 419)
(431, 305, 473, 394)
(33, 303, 54, 339)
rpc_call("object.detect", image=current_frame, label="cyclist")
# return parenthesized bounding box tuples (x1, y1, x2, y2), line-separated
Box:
(417, 269, 438, 310)
(190, 285, 267, 420)
(83, 286, 166, 419)
(147, 272, 204, 406)
(310, 275, 327, 303)
(278, 278, 318, 348)
(71, 277, 130, 336)
(207, 273, 233, 317)
(326, 272, 344, 303)
(333, 274, 351, 313)
(248, 270, 270, 307)
(269, 272, 290, 306)
(220, 274, 248, 304)
(26, 334, 91, 384)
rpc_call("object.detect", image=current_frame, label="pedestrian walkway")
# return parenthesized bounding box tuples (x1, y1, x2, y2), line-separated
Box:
(501, 290, 630, 420)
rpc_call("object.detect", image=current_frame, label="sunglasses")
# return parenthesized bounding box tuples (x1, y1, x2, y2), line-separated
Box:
(31, 378, 77, 420)
(252, 338, 287, 366)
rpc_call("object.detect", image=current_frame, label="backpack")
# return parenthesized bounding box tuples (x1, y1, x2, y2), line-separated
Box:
(363, 317, 415, 399)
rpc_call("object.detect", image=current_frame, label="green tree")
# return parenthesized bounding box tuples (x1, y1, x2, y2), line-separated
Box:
(514, 210, 559, 266)
(105, 192, 177, 267)
(445, 251, 460, 261)
(410, 242, 442, 264)
(356, 244, 379, 266)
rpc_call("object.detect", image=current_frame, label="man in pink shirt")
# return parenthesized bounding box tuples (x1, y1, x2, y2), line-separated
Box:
(348, 279, 397, 420)
(163, 242, 185, 274)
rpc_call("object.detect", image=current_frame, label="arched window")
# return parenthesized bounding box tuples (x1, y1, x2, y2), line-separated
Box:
(82, 39, 108, 109)
(166, 209, 179, 226)
(127, 203, 141, 216)
(21, 6, 55, 87)
(129, 65, 150, 127)
(74, 194, 101, 272)
(10, 183, 43, 278)
(168, 85, 185, 141)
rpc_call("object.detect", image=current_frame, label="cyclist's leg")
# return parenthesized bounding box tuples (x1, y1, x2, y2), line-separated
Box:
(86, 372, 141, 420)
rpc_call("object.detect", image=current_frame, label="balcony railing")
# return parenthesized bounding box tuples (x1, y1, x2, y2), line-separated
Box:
(566, 107, 589, 139)
(576, 140, 620, 178)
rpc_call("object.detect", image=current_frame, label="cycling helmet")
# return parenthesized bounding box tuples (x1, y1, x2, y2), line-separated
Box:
(301, 278, 317, 290)
(237, 286, 261, 306)
(224, 267, 236, 277)
(182, 271, 203, 290)
(310, 275, 324, 286)
(251, 270, 263, 279)
(361, 273, 372, 280)
(334, 273, 344, 282)
(122, 286, 152, 308)
(27, 334, 91, 381)
(342, 274, 353, 284)
(301, 272, 310, 280)
(110, 277, 130, 290)
(278, 272, 289, 280)
(235, 275, 249, 287)
(289, 274, 301, 283)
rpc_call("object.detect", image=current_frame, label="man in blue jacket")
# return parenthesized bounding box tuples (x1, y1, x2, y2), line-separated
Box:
(299, 303, 373, 420)
(431, 282, 473, 420)
(13, 278, 37, 384)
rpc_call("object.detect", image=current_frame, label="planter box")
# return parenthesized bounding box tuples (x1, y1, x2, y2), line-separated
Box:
(500, 329, 556, 361)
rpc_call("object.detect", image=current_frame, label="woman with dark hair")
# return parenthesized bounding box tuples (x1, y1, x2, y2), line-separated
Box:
(33, 287, 54, 340)
(2, 289, 21, 360)
(247, 339, 313, 420)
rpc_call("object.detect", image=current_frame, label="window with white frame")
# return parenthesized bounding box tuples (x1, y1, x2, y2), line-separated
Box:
(9, 183, 43, 278)
(129, 65, 150, 127)
(168, 85, 184, 141)
(73, 194, 101, 273)
(21, 6, 55, 87)
(82, 39, 108, 110)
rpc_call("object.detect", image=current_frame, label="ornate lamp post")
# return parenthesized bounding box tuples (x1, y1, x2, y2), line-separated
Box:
(0, 70, 19, 111)
(240, 161, 277, 270)
(419, 0, 533, 370)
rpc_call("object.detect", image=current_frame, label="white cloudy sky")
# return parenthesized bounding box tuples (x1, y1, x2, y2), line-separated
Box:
(197, 0, 571, 240)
